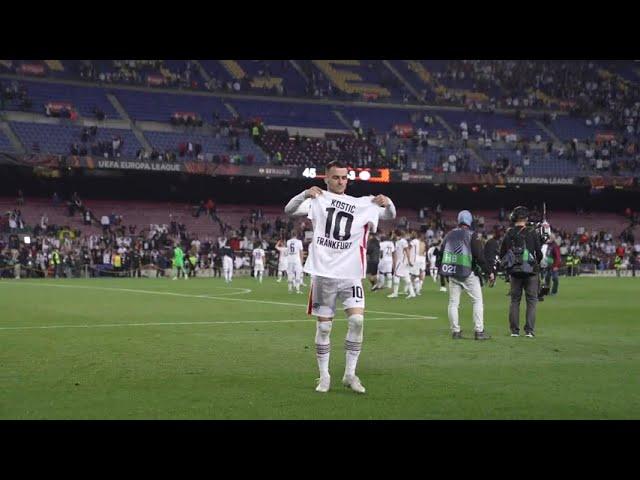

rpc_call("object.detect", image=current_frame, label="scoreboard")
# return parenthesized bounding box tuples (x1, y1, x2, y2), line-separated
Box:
(301, 167, 391, 183)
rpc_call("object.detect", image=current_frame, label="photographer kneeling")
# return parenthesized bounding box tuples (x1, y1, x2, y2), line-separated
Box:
(499, 206, 543, 338)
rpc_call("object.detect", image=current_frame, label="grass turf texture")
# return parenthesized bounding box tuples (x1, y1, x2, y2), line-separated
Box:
(0, 276, 638, 419)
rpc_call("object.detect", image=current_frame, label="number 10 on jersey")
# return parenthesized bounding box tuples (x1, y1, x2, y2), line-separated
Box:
(324, 208, 354, 241)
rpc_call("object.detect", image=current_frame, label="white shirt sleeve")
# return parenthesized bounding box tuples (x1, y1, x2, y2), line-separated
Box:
(379, 198, 396, 220)
(284, 191, 311, 217)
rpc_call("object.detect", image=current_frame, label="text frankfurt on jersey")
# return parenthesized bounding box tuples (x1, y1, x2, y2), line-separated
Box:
(316, 237, 353, 250)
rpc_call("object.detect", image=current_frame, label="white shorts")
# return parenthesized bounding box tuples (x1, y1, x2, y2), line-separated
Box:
(378, 258, 393, 275)
(278, 260, 287, 272)
(307, 276, 365, 318)
(411, 257, 427, 276)
(429, 257, 438, 270)
(223, 257, 234, 271)
(394, 262, 411, 278)
(287, 262, 303, 278)
(254, 262, 264, 272)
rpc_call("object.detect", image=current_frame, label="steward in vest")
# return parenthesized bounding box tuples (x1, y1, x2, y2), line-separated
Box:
(187, 254, 198, 277)
(565, 254, 575, 276)
(614, 255, 623, 277)
(440, 210, 493, 340)
(51, 249, 61, 278)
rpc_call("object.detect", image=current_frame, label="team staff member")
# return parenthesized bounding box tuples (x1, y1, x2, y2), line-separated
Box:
(543, 236, 562, 296)
(499, 206, 543, 337)
(440, 210, 493, 340)
(365, 232, 381, 290)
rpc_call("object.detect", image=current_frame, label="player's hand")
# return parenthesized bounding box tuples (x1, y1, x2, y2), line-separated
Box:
(304, 186, 323, 199)
(488, 272, 496, 287)
(372, 194, 390, 207)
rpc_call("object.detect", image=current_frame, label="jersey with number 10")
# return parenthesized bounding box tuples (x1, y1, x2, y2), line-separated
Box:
(304, 191, 380, 280)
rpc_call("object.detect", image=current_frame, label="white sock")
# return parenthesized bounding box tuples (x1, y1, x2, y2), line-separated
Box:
(315, 321, 332, 376)
(376, 273, 384, 287)
(392, 276, 400, 295)
(277, 271, 283, 281)
(414, 278, 422, 295)
(345, 314, 364, 377)
(407, 278, 416, 296)
(385, 273, 393, 288)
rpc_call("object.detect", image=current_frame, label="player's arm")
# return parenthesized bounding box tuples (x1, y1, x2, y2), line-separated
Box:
(284, 187, 322, 217)
(404, 245, 413, 266)
(372, 195, 396, 220)
(299, 244, 304, 264)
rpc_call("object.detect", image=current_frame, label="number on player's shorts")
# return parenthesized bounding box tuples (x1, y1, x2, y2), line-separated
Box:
(324, 208, 354, 241)
(351, 286, 363, 299)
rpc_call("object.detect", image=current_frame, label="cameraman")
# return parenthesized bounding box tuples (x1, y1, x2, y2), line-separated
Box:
(499, 206, 543, 338)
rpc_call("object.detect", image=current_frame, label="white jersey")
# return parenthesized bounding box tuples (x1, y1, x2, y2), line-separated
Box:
(379, 240, 395, 261)
(286, 239, 304, 266)
(304, 191, 381, 280)
(394, 238, 410, 266)
(252, 248, 266, 265)
(394, 238, 411, 276)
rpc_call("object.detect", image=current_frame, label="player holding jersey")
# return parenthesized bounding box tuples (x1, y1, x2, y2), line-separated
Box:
(286, 233, 304, 294)
(251, 242, 266, 283)
(284, 160, 396, 394)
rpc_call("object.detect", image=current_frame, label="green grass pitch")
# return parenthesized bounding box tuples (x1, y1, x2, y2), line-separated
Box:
(0, 275, 638, 419)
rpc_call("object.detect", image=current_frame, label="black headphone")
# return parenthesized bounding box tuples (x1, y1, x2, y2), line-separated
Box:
(509, 206, 529, 223)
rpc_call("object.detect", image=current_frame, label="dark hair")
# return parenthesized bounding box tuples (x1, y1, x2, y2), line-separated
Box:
(325, 160, 349, 174)
(510, 206, 529, 223)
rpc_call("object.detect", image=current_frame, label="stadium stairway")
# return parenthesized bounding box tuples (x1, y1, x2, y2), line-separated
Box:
(106, 93, 152, 151)
(0, 121, 25, 153)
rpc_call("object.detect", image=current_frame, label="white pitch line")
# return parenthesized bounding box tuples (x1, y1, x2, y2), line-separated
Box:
(0, 316, 434, 331)
(0, 281, 431, 320)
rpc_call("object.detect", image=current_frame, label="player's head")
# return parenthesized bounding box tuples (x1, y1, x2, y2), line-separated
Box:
(394, 229, 404, 239)
(324, 160, 349, 195)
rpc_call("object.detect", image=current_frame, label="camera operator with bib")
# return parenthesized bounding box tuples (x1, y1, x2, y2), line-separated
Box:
(499, 206, 544, 338)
